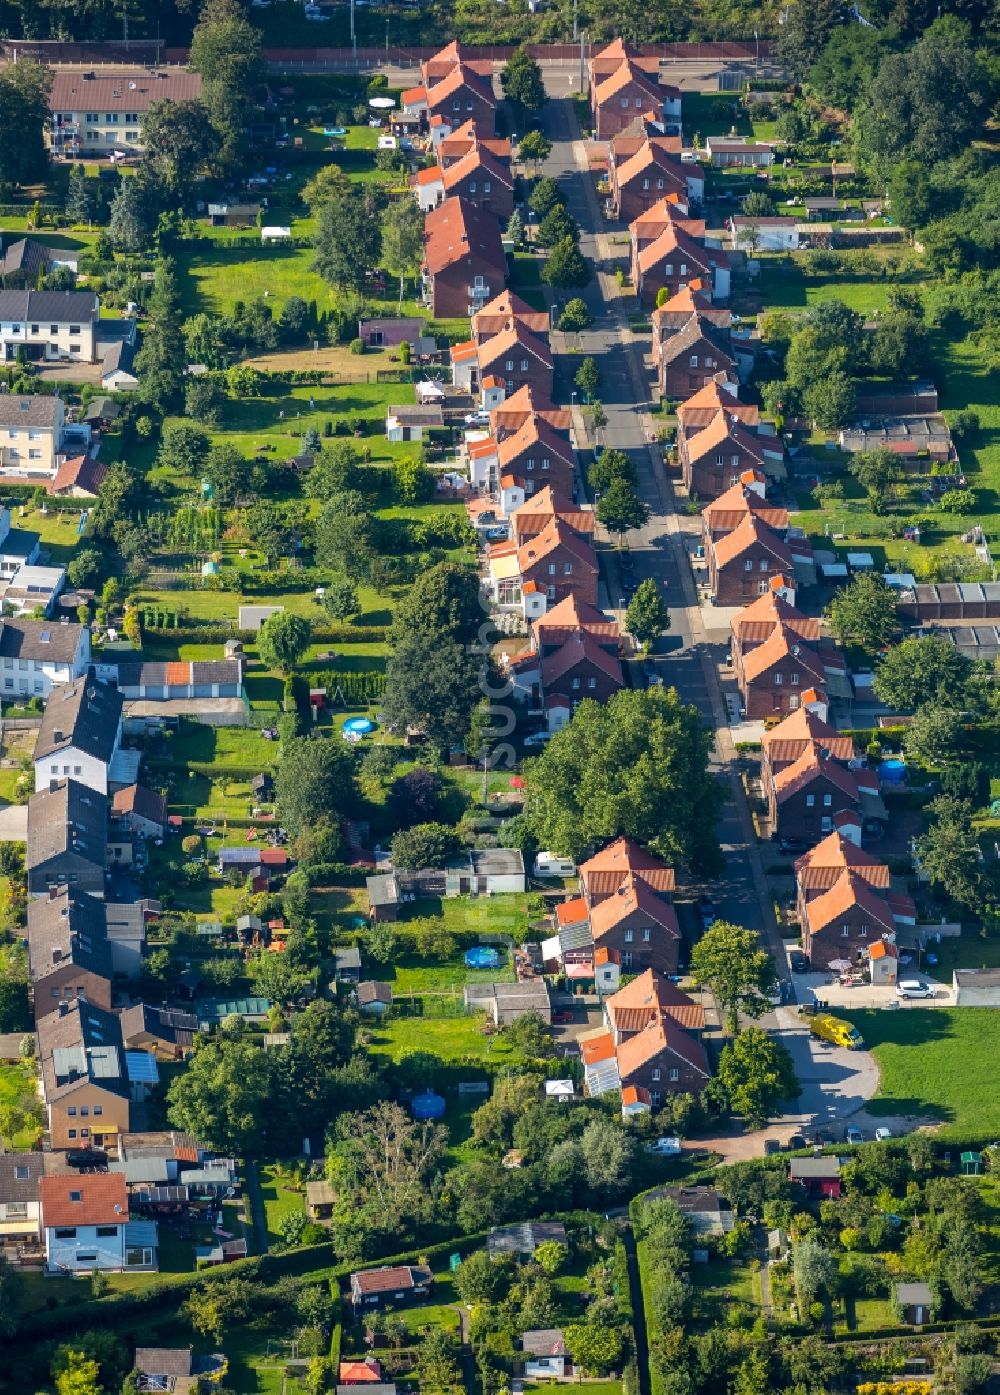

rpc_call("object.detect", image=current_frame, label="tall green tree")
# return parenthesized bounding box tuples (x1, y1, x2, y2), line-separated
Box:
(523, 686, 723, 872)
(140, 98, 220, 200)
(916, 795, 982, 907)
(275, 735, 357, 839)
(717, 1027, 798, 1127)
(167, 1031, 274, 1154)
(849, 446, 898, 513)
(626, 578, 670, 649)
(853, 18, 994, 184)
(314, 191, 383, 292)
(542, 237, 591, 290)
(777, 0, 846, 80)
(0, 62, 50, 191)
(257, 611, 312, 673)
(827, 572, 897, 650)
(501, 49, 546, 112)
(134, 257, 186, 411)
(64, 165, 95, 227)
(189, 0, 264, 170)
(690, 922, 778, 1035)
(109, 178, 148, 254)
(873, 634, 972, 710)
(596, 478, 650, 541)
(381, 196, 425, 309)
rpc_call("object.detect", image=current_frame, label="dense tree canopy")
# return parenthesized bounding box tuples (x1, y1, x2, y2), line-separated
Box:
(524, 686, 723, 871)
(275, 735, 357, 839)
(873, 634, 972, 710)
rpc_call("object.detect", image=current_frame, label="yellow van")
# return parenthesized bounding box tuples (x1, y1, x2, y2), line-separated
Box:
(810, 1014, 864, 1050)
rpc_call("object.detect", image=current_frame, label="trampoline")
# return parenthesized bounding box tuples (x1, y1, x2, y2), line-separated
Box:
(465, 947, 501, 970)
(342, 717, 376, 738)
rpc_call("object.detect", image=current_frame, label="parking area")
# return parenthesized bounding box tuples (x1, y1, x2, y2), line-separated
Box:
(786, 959, 956, 1010)
(773, 1006, 881, 1132)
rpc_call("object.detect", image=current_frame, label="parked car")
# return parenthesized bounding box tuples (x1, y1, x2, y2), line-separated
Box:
(766, 983, 784, 1007)
(620, 553, 635, 574)
(846, 1126, 864, 1145)
(896, 979, 935, 999)
(464, 410, 490, 426)
(523, 731, 551, 748)
(778, 836, 810, 855)
(874, 1127, 893, 1142)
(699, 899, 716, 930)
(551, 1007, 575, 1024)
(789, 949, 810, 974)
(763, 1138, 781, 1155)
(647, 1136, 683, 1156)
(484, 526, 509, 540)
(787, 1134, 806, 1150)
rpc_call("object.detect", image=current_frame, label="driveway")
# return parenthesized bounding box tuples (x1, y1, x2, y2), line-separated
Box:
(772, 1006, 880, 1133)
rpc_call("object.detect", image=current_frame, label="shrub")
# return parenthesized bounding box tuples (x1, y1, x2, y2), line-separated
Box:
(349, 338, 365, 355)
(181, 834, 202, 855)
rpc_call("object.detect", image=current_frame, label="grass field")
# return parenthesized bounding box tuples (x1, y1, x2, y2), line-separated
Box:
(258, 1163, 307, 1246)
(365, 1012, 527, 1065)
(842, 1007, 1000, 1135)
(0, 1058, 41, 1149)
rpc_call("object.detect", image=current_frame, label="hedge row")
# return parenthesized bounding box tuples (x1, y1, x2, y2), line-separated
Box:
(10, 1230, 492, 1345)
(132, 623, 389, 644)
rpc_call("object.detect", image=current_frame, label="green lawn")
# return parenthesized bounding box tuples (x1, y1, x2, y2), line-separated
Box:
(258, 1163, 307, 1246)
(0, 1058, 42, 1150)
(841, 1007, 1000, 1136)
(365, 1013, 527, 1065)
(753, 257, 899, 317)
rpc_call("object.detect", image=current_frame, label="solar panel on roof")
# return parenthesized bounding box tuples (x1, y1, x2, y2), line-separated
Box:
(125, 1051, 160, 1085)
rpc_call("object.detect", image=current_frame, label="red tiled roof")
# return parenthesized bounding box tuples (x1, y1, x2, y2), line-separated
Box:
(40, 1173, 127, 1228)
(773, 743, 859, 803)
(581, 1032, 616, 1066)
(590, 874, 680, 941)
(806, 869, 895, 938)
(579, 837, 675, 898)
(616, 1015, 710, 1081)
(741, 622, 827, 686)
(605, 968, 705, 1034)
(762, 708, 853, 767)
(540, 630, 624, 691)
(423, 196, 504, 276)
(730, 591, 819, 648)
(712, 512, 792, 573)
(556, 896, 589, 927)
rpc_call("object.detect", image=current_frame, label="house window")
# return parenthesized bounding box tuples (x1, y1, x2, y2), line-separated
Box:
(620, 98, 629, 108)
(563, 563, 573, 574)
(823, 794, 832, 807)
(76, 1252, 97, 1263)
(652, 1068, 661, 1082)
(69, 1191, 81, 1202)
(96, 1226, 117, 1237)
(80, 1107, 89, 1118)
(689, 355, 698, 367)
(665, 264, 674, 277)
(642, 178, 649, 190)
(744, 560, 753, 572)
(484, 181, 491, 193)
(5, 1201, 26, 1218)
(67, 1107, 76, 1117)
(587, 677, 596, 689)
(858, 926, 868, 937)
(505, 360, 514, 371)
(805, 794, 815, 807)
(669, 1068, 680, 1081)
(548, 563, 556, 575)
(469, 182, 477, 193)
(69, 325, 81, 335)
(520, 359, 528, 371)
(622, 952, 633, 967)
(841, 925, 850, 936)
(67, 1129, 77, 1139)
(93, 1106, 102, 1117)
(729, 474, 740, 486)
(571, 678, 580, 690)
(680, 264, 687, 276)
(126, 1246, 154, 1267)
(642, 927, 651, 941)
(760, 559, 768, 572)
(790, 695, 800, 710)
(650, 1091, 661, 1106)
(774, 674, 783, 686)
(790, 673, 799, 686)
(731, 454, 740, 467)
(656, 178, 663, 189)
(624, 929, 634, 942)
(54, 1228, 77, 1238)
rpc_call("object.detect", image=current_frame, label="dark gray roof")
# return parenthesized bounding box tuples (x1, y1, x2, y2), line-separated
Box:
(0, 528, 40, 560)
(659, 314, 735, 368)
(120, 1003, 197, 1046)
(521, 1330, 566, 1356)
(0, 618, 85, 663)
(954, 967, 1000, 988)
(895, 1282, 933, 1304)
(101, 338, 136, 376)
(366, 873, 399, 908)
(38, 999, 128, 1102)
(35, 677, 122, 764)
(1, 238, 50, 278)
(0, 1151, 45, 1203)
(335, 946, 362, 970)
(27, 779, 108, 872)
(0, 290, 98, 324)
(469, 848, 524, 876)
(82, 396, 123, 423)
(27, 888, 113, 984)
(0, 394, 61, 430)
(656, 1185, 730, 1215)
(116, 659, 242, 688)
(487, 1221, 567, 1255)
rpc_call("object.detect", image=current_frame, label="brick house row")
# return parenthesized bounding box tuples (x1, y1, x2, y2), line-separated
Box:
(487, 495, 598, 617)
(507, 591, 623, 732)
(402, 44, 497, 137)
(582, 969, 709, 1105)
(421, 196, 507, 319)
(451, 308, 554, 400)
(793, 832, 916, 974)
(587, 39, 681, 141)
(608, 133, 703, 223)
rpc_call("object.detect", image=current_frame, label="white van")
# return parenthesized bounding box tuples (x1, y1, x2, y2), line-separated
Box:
(534, 851, 577, 879)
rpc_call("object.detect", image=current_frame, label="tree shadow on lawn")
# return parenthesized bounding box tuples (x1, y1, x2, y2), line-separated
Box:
(842, 1006, 957, 1121)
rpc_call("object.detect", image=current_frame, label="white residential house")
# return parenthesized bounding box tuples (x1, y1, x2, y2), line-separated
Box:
(728, 216, 800, 253)
(0, 291, 100, 364)
(0, 617, 89, 699)
(0, 563, 67, 618)
(40, 1172, 157, 1274)
(33, 676, 124, 796)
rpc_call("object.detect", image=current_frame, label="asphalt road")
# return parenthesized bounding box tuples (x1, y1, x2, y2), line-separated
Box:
(534, 98, 877, 1135)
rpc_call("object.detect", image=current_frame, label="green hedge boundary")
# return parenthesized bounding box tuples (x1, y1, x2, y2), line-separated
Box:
(9, 1231, 490, 1345)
